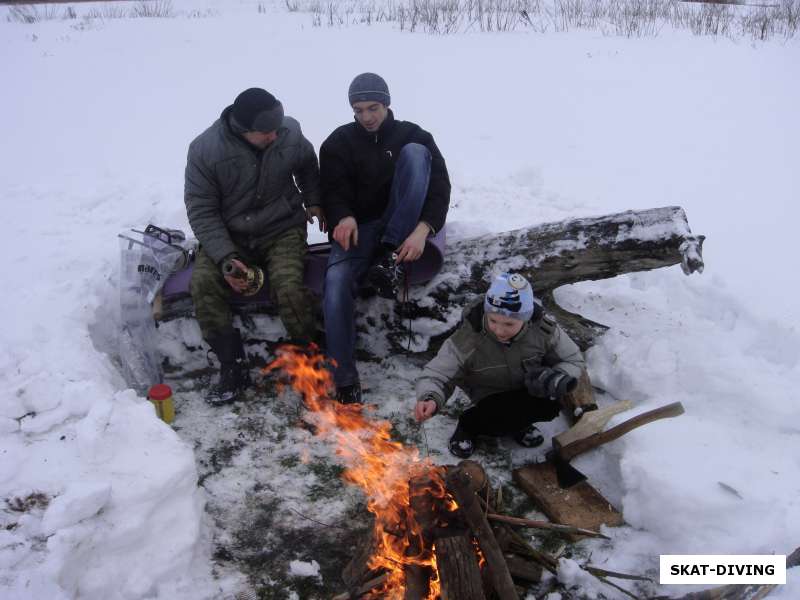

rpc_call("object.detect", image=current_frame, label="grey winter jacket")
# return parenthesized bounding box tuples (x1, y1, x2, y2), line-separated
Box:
(184, 107, 321, 265)
(415, 299, 585, 410)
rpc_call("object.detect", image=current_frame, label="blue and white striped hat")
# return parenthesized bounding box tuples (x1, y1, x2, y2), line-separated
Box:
(484, 273, 535, 322)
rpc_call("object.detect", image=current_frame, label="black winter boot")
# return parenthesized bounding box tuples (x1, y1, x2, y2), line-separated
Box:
(335, 382, 363, 405)
(206, 328, 251, 406)
(366, 249, 405, 300)
(513, 423, 545, 448)
(448, 423, 477, 459)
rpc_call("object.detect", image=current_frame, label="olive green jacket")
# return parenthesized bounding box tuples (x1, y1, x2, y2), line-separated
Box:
(184, 107, 320, 265)
(415, 299, 585, 410)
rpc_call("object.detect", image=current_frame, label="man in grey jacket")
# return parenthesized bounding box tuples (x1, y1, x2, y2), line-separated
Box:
(185, 88, 324, 404)
(414, 273, 587, 458)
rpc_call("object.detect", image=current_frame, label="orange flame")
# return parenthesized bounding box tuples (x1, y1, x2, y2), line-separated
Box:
(265, 345, 456, 599)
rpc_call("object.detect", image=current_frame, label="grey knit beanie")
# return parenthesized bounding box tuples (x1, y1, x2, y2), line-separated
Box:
(232, 88, 284, 133)
(348, 73, 390, 106)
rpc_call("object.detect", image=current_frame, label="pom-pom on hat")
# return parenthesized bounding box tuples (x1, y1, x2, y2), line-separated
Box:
(348, 73, 391, 106)
(484, 273, 535, 322)
(232, 88, 284, 132)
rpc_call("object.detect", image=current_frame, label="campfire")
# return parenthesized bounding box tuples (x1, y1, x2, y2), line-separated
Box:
(266, 346, 609, 600)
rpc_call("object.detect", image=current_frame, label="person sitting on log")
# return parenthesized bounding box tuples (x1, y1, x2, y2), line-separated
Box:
(413, 272, 587, 458)
(184, 88, 325, 405)
(320, 72, 451, 405)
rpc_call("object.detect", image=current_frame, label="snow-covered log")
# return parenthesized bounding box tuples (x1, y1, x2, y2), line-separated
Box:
(386, 205, 704, 353)
(156, 205, 704, 358)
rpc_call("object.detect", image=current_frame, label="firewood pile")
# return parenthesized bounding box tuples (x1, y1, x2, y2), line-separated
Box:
(333, 460, 643, 600)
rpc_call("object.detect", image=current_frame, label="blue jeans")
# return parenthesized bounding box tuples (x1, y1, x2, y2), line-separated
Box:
(323, 143, 432, 388)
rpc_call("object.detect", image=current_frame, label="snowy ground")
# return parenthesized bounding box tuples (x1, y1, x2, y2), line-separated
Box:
(1, 1, 798, 598)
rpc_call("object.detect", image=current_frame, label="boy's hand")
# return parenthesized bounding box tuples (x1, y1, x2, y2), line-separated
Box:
(414, 399, 437, 423)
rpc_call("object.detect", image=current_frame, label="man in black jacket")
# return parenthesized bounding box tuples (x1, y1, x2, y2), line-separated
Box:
(320, 73, 451, 404)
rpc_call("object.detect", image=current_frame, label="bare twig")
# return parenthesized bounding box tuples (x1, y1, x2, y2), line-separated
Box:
(487, 513, 610, 540)
(289, 507, 347, 530)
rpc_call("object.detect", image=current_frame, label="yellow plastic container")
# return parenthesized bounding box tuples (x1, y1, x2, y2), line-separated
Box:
(148, 384, 175, 424)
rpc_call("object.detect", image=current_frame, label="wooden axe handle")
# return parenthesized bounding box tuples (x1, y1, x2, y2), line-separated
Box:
(555, 402, 685, 462)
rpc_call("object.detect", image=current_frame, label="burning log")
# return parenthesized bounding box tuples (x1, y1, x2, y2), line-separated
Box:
(341, 528, 381, 591)
(403, 468, 448, 599)
(434, 533, 487, 600)
(445, 465, 518, 600)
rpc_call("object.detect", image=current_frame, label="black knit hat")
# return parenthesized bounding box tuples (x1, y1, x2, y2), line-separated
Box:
(348, 73, 390, 106)
(232, 88, 284, 132)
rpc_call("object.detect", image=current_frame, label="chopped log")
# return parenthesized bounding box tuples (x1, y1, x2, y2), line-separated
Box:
(403, 565, 428, 600)
(446, 467, 518, 600)
(457, 460, 489, 497)
(434, 533, 487, 600)
(486, 513, 609, 540)
(405, 472, 437, 599)
(505, 554, 543, 583)
(513, 462, 624, 534)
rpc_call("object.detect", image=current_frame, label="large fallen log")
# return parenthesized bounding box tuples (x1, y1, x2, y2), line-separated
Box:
(393, 205, 704, 352)
(155, 206, 704, 358)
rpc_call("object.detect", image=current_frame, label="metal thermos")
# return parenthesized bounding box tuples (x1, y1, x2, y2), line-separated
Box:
(222, 259, 264, 296)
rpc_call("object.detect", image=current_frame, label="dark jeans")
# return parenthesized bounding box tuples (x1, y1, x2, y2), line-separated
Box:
(458, 389, 561, 437)
(323, 143, 432, 388)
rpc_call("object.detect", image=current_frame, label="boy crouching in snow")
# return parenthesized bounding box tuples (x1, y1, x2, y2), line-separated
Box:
(413, 272, 586, 458)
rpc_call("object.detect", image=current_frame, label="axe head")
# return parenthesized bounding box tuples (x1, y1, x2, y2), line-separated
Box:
(552, 452, 587, 489)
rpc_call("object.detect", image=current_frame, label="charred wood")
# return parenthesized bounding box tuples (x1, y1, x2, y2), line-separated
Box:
(434, 533, 487, 600)
(446, 466, 518, 600)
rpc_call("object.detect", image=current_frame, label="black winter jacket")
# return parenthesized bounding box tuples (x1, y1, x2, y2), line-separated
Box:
(319, 110, 450, 233)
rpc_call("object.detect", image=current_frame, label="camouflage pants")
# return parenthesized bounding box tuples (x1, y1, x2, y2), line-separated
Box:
(190, 226, 316, 341)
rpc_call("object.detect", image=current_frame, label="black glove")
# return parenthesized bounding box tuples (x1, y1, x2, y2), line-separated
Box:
(524, 367, 578, 399)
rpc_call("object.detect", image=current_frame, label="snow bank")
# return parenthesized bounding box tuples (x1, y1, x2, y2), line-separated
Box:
(1, 0, 798, 598)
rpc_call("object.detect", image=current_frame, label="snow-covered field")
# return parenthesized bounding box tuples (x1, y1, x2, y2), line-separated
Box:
(1, 1, 798, 598)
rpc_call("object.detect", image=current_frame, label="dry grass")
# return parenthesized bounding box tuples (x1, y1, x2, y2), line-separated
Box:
(289, 0, 798, 39)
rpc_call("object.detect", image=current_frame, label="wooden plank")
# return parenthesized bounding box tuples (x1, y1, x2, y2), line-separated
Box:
(512, 462, 623, 533)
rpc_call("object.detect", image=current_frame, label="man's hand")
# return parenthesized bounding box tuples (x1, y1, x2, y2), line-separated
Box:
(414, 399, 438, 423)
(396, 222, 430, 263)
(333, 216, 358, 251)
(223, 258, 251, 294)
(306, 205, 327, 233)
